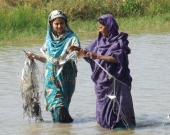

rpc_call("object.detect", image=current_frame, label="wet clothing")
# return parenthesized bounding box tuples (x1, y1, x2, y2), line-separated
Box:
(84, 14, 135, 128)
(41, 10, 80, 123)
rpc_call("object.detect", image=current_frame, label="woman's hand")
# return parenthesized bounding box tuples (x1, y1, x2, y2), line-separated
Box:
(25, 52, 46, 63)
(67, 46, 81, 52)
(76, 49, 85, 58)
(25, 52, 37, 59)
(67, 46, 87, 58)
(86, 52, 98, 59)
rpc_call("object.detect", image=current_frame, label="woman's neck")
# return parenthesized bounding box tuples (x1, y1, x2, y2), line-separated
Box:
(56, 33, 63, 37)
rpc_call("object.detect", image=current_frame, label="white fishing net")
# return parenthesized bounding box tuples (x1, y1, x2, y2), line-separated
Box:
(20, 58, 43, 122)
(93, 60, 136, 131)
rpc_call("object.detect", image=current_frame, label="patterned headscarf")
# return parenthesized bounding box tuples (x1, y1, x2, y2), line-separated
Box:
(47, 10, 73, 38)
(48, 10, 67, 22)
(43, 10, 74, 58)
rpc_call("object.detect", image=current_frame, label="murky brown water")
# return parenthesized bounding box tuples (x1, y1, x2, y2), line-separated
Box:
(0, 32, 170, 135)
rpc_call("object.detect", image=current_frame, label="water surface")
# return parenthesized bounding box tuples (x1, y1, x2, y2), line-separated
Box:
(0, 32, 170, 135)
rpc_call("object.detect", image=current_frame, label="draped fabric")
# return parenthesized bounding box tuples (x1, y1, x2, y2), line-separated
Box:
(84, 14, 135, 129)
(41, 10, 80, 123)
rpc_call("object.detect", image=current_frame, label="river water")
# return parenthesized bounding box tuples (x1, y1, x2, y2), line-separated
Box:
(0, 32, 170, 135)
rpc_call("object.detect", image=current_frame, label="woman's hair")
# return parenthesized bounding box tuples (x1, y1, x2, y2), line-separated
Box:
(97, 18, 105, 26)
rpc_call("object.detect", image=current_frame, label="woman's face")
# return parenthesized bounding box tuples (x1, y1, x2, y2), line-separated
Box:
(98, 22, 109, 37)
(52, 18, 66, 36)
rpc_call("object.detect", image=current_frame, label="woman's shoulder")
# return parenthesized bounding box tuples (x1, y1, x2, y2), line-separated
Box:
(117, 32, 131, 54)
(117, 32, 128, 40)
(66, 33, 79, 42)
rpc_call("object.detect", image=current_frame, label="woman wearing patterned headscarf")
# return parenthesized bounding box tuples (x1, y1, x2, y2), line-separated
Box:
(26, 10, 80, 123)
(69, 14, 136, 129)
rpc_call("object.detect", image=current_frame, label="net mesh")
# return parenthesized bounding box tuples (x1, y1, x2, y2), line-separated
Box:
(94, 60, 135, 130)
(20, 58, 43, 122)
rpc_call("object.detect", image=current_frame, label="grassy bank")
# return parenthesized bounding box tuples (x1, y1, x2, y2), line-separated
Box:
(0, 0, 170, 43)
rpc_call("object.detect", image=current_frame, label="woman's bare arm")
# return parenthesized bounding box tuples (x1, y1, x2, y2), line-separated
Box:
(26, 52, 46, 63)
(67, 46, 118, 63)
(86, 52, 118, 63)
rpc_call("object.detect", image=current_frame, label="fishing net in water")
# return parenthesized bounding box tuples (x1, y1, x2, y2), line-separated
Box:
(94, 60, 136, 130)
(20, 58, 43, 122)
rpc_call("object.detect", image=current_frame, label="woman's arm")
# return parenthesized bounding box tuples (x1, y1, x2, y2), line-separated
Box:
(86, 52, 118, 63)
(67, 46, 118, 63)
(26, 52, 46, 63)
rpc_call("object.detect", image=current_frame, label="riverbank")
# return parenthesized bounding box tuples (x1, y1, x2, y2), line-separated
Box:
(1, 14, 169, 44)
(0, 0, 170, 43)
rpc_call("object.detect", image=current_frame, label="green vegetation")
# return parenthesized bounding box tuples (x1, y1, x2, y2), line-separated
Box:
(0, 0, 170, 42)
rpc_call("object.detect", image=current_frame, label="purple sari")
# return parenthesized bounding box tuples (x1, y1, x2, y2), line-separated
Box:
(84, 14, 136, 129)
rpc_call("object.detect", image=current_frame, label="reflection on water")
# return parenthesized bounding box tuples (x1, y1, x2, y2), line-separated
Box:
(0, 32, 170, 135)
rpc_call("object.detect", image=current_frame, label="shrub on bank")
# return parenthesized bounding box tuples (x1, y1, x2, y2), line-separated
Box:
(0, 0, 170, 41)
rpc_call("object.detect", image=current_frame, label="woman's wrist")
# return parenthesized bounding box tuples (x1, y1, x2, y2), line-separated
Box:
(96, 55, 100, 59)
(34, 54, 46, 63)
(32, 54, 37, 59)
(107, 57, 110, 62)
(96, 55, 111, 62)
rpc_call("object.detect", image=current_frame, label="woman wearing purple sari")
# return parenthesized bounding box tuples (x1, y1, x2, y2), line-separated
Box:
(69, 14, 136, 129)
